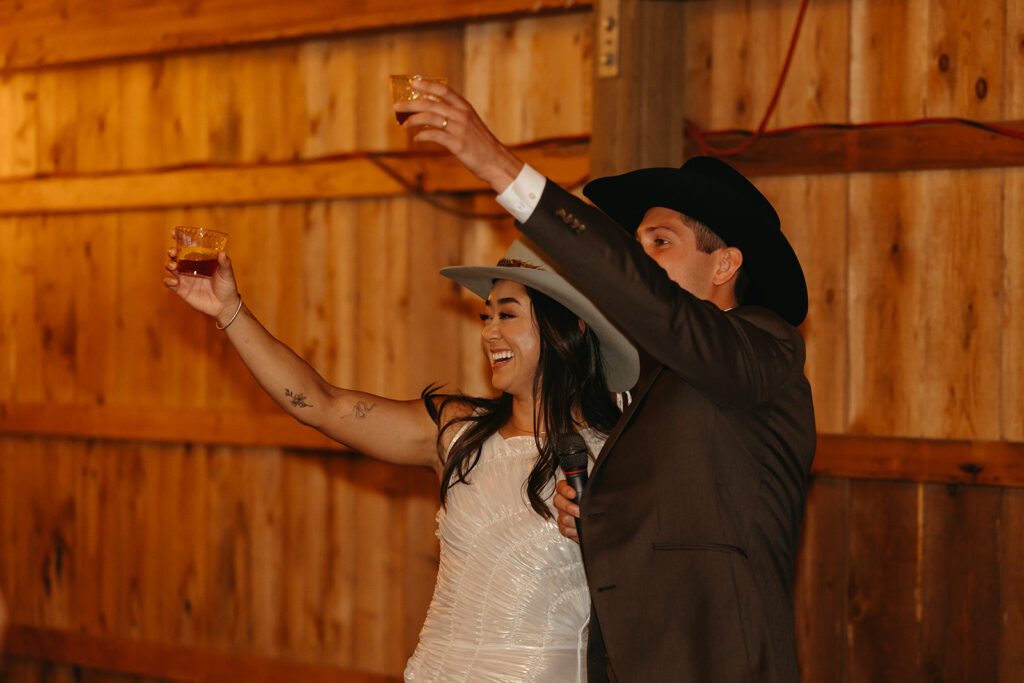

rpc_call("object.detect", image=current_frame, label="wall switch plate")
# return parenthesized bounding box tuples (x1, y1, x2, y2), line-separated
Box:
(597, 0, 621, 79)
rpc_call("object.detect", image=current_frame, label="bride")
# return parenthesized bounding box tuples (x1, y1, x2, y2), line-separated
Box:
(164, 236, 638, 681)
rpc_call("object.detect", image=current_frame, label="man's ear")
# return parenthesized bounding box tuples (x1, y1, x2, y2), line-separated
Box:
(712, 247, 743, 286)
(578, 318, 587, 334)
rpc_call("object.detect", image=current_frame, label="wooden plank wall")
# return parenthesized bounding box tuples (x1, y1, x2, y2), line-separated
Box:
(674, 0, 1023, 680)
(0, 3, 593, 680)
(0, 0, 1022, 681)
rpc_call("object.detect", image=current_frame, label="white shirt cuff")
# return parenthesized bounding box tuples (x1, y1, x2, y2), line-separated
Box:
(495, 164, 546, 223)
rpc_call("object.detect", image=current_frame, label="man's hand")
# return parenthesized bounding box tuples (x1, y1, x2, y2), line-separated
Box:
(393, 79, 525, 194)
(554, 479, 581, 543)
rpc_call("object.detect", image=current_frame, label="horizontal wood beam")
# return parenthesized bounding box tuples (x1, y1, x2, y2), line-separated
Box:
(0, 0, 592, 73)
(0, 140, 589, 216)
(813, 433, 1024, 488)
(10, 116, 1019, 217)
(683, 119, 1024, 176)
(3, 624, 400, 683)
(2, 403, 1023, 488)
(0, 403, 347, 452)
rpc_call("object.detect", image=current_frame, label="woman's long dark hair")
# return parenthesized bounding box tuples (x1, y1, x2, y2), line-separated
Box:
(423, 286, 621, 519)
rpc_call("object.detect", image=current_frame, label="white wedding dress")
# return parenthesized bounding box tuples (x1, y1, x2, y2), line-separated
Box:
(404, 428, 603, 682)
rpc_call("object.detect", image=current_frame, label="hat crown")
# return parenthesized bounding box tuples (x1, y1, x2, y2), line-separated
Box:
(677, 156, 779, 235)
(496, 241, 549, 271)
(582, 156, 808, 326)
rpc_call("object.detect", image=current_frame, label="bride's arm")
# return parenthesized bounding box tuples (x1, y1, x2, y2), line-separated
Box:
(165, 249, 438, 468)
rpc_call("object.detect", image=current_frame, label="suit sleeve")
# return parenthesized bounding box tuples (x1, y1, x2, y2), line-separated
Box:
(518, 179, 806, 408)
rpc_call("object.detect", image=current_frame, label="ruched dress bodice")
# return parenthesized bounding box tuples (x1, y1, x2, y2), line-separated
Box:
(404, 429, 603, 682)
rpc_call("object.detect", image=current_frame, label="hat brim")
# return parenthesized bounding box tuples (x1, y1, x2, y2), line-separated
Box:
(584, 163, 808, 327)
(441, 262, 639, 392)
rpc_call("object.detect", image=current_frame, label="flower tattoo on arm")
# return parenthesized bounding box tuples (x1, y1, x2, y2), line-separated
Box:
(284, 389, 313, 408)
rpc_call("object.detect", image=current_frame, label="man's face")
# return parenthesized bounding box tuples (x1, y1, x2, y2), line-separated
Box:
(635, 207, 719, 300)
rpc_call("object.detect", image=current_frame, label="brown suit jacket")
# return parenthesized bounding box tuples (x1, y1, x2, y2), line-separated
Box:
(518, 180, 816, 682)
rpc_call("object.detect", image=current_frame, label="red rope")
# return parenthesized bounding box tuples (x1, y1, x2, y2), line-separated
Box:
(685, 0, 1024, 154)
(365, 133, 591, 221)
(686, 0, 811, 157)
(692, 117, 1024, 148)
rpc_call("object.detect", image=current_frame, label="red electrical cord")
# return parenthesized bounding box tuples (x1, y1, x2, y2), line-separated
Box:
(685, 0, 1024, 154)
(367, 134, 591, 221)
(731, 117, 1024, 142)
(394, 0, 1024, 218)
(686, 0, 811, 157)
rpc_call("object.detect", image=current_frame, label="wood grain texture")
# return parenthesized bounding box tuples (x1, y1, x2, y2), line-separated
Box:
(758, 174, 849, 433)
(842, 41, 1004, 441)
(707, 0, 787, 131)
(917, 170, 1002, 439)
(793, 478, 1024, 683)
(813, 434, 1024, 487)
(3, 3, 1024, 683)
(1003, 0, 1024, 449)
(590, 0, 689, 176)
(0, 436, 439, 673)
(0, 0, 591, 72)
(465, 13, 592, 145)
(771, 0, 850, 128)
(846, 480, 922, 682)
(8, 407, 1024, 488)
(918, 484, 1003, 680)
(0, 142, 589, 215)
(997, 488, 1024, 675)
(0, 11, 597, 680)
(0, 71, 37, 176)
(926, 0, 1003, 120)
(846, 171, 926, 436)
(849, 0, 930, 123)
(793, 477, 849, 683)
(684, 119, 1024, 176)
(4, 624, 402, 682)
(0, 21, 589, 187)
(1003, 169, 1024, 441)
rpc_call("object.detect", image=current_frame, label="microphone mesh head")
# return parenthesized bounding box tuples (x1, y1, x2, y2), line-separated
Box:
(556, 433, 589, 472)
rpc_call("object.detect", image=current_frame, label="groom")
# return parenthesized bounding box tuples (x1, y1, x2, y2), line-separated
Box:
(397, 83, 816, 682)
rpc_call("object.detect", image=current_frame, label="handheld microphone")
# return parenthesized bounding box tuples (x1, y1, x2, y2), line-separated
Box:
(556, 433, 589, 535)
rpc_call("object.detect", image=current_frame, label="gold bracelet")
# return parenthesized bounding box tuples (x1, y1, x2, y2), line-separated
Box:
(216, 294, 243, 331)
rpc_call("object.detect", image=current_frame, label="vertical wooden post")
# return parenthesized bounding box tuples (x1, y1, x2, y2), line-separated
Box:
(591, 0, 691, 178)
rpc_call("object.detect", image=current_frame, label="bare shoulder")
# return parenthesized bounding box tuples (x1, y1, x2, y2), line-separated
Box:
(432, 395, 480, 458)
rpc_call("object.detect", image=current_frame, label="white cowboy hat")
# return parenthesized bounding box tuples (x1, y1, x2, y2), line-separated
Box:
(441, 237, 639, 392)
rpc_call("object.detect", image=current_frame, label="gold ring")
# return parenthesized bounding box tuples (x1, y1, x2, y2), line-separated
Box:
(442, 117, 448, 129)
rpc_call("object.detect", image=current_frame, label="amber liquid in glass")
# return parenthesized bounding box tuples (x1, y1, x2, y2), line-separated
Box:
(176, 247, 219, 277)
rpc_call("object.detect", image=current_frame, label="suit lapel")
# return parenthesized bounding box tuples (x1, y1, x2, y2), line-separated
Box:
(590, 355, 663, 479)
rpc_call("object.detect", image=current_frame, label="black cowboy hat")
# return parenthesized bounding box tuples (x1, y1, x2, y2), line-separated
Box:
(582, 155, 808, 327)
